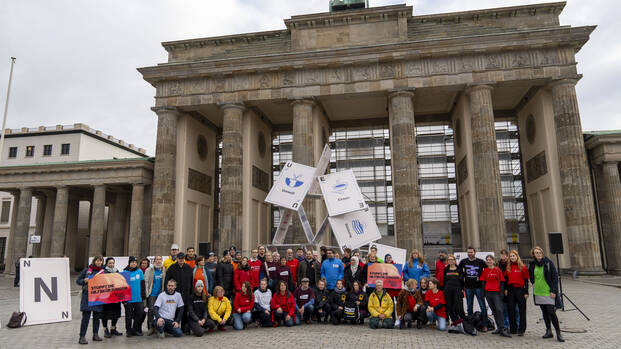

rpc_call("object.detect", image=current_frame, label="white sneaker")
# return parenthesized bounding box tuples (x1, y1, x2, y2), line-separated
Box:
(158, 331, 165, 339)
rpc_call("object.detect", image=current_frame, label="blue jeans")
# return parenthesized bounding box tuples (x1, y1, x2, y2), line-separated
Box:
(426, 312, 447, 331)
(153, 318, 183, 337)
(79, 311, 101, 337)
(295, 304, 314, 323)
(232, 312, 252, 330)
(465, 288, 488, 327)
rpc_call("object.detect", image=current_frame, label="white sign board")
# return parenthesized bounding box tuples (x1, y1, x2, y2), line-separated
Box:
(319, 170, 368, 216)
(265, 161, 316, 210)
(89, 256, 170, 268)
(372, 243, 407, 267)
(308, 144, 332, 196)
(19, 258, 72, 325)
(30, 235, 41, 244)
(454, 252, 495, 265)
(329, 208, 381, 251)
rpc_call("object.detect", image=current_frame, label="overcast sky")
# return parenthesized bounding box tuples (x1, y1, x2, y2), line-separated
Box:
(1, 0, 618, 155)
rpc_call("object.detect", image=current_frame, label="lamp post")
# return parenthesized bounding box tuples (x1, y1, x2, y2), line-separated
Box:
(0, 57, 16, 165)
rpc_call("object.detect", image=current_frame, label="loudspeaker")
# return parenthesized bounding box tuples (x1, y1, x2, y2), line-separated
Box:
(548, 232, 564, 254)
(198, 242, 211, 257)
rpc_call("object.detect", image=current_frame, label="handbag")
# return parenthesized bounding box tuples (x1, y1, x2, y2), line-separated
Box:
(7, 312, 27, 328)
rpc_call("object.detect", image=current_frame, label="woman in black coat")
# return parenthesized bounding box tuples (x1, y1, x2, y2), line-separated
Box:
(344, 256, 364, 291)
(76, 256, 105, 345)
(528, 246, 564, 342)
(101, 258, 123, 338)
(216, 254, 235, 299)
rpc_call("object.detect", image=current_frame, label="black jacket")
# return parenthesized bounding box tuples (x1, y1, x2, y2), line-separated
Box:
(345, 290, 368, 310)
(297, 258, 321, 287)
(344, 265, 363, 291)
(216, 261, 235, 294)
(314, 287, 331, 309)
(528, 257, 559, 295)
(187, 292, 209, 322)
(165, 262, 193, 299)
(328, 289, 347, 311)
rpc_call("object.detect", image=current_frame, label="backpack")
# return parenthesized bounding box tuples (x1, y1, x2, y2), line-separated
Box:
(7, 312, 27, 328)
(343, 305, 358, 320)
(462, 316, 478, 336)
(448, 323, 465, 334)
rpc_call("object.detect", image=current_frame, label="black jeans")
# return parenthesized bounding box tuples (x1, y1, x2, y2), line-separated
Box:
(539, 304, 560, 332)
(444, 286, 465, 323)
(79, 311, 101, 337)
(507, 285, 527, 333)
(124, 302, 145, 334)
(485, 291, 505, 330)
(331, 308, 344, 324)
(253, 309, 273, 327)
(188, 319, 212, 336)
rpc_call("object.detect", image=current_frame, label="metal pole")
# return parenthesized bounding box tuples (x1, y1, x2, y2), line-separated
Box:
(0, 57, 16, 165)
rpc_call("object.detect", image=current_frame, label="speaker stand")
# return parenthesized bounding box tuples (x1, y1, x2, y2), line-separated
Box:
(555, 253, 590, 321)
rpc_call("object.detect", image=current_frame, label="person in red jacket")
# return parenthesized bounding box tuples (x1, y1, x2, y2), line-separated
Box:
(232, 281, 254, 330)
(286, 249, 300, 285)
(481, 255, 511, 337)
(435, 248, 448, 289)
(271, 280, 296, 327)
(234, 257, 252, 294)
(505, 250, 529, 336)
(424, 278, 447, 331)
(249, 249, 262, 290)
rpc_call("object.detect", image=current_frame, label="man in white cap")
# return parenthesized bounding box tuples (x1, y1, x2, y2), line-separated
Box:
(164, 244, 180, 270)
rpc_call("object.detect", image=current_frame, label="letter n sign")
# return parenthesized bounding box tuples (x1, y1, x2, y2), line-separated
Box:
(19, 258, 72, 325)
(34, 277, 58, 302)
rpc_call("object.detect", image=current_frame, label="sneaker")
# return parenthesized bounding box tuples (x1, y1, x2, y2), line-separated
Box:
(92, 334, 102, 342)
(135, 331, 144, 336)
(480, 326, 488, 333)
(500, 329, 512, 338)
(104, 328, 112, 338)
(272, 322, 279, 328)
(158, 331, 165, 339)
(79, 337, 88, 345)
(218, 326, 227, 332)
(111, 328, 123, 336)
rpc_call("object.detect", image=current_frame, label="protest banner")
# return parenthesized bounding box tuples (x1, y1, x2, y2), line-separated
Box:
(265, 161, 316, 210)
(319, 169, 368, 216)
(19, 258, 72, 325)
(372, 243, 407, 267)
(366, 263, 402, 289)
(88, 271, 131, 306)
(328, 208, 381, 251)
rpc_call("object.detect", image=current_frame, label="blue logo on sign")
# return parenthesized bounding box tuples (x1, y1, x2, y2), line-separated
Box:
(352, 219, 364, 235)
(332, 180, 348, 194)
(285, 174, 304, 188)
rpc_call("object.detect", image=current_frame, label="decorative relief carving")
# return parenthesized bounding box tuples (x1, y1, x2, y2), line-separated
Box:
(353, 65, 372, 81)
(539, 49, 559, 65)
(232, 75, 249, 90)
(327, 68, 346, 83)
(405, 61, 423, 76)
(431, 58, 449, 74)
(526, 114, 536, 144)
(526, 151, 547, 183)
(512, 51, 531, 67)
(282, 71, 296, 86)
(304, 69, 321, 84)
(485, 54, 503, 69)
(457, 156, 468, 185)
(189, 79, 206, 94)
(379, 63, 396, 78)
(214, 77, 226, 92)
(258, 73, 273, 89)
(188, 168, 212, 194)
(458, 55, 474, 72)
(169, 81, 183, 95)
(252, 165, 270, 192)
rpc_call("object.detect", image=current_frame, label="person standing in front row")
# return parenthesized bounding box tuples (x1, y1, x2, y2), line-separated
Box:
(442, 254, 465, 326)
(481, 255, 511, 337)
(102, 258, 123, 338)
(145, 256, 166, 336)
(529, 246, 564, 342)
(321, 249, 344, 291)
(76, 256, 104, 345)
(505, 249, 529, 336)
(123, 256, 146, 337)
(458, 247, 488, 332)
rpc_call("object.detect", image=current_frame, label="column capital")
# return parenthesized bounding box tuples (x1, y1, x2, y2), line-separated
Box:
(387, 88, 415, 100)
(218, 102, 246, 112)
(19, 187, 34, 193)
(290, 98, 316, 108)
(546, 78, 580, 90)
(465, 83, 494, 95)
(92, 183, 107, 189)
(151, 105, 181, 115)
(132, 182, 145, 188)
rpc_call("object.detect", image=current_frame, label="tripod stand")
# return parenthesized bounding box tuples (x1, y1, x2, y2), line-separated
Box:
(555, 253, 590, 321)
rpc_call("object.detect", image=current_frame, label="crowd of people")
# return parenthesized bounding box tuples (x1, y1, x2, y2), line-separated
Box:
(77, 244, 565, 344)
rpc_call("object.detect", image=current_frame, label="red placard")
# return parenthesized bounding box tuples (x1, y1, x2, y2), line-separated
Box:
(88, 272, 131, 305)
(367, 263, 402, 289)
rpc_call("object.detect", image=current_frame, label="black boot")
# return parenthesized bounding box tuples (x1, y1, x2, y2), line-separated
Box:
(104, 328, 111, 338)
(556, 329, 565, 342)
(499, 328, 512, 338)
(542, 328, 553, 339)
(78, 337, 88, 345)
(111, 327, 122, 336)
(92, 334, 102, 342)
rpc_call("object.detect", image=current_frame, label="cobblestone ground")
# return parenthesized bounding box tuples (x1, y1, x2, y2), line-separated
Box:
(0, 274, 620, 349)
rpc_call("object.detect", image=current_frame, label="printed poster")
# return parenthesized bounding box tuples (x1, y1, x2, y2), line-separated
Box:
(265, 161, 316, 210)
(366, 263, 402, 289)
(329, 208, 381, 251)
(88, 271, 131, 306)
(319, 169, 368, 216)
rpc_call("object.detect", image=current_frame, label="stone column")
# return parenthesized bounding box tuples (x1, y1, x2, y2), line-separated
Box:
(388, 90, 423, 252)
(219, 103, 245, 251)
(64, 198, 79, 270)
(40, 192, 55, 257)
(32, 196, 46, 257)
(88, 184, 106, 257)
(466, 84, 507, 253)
(107, 192, 128, 256)
(597, 162, 621, 274)
(6, 191, 19, 273)
(50, 186, 69, 257)
(128, 183, 145, 257)
(14, 188, 33, 260)
(290, 99, 316, 244)
(549, 79, 603, 273)
(150, 106, 179, 255)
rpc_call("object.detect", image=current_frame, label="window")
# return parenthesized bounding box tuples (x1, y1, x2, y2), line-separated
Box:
(8, 147, 17, 158)
(0, 200, 10, 224)
(25, 145, 35, 157)
(0, 237, 6, 264)
(61, 143, 70, 155)
(43, 144, 52, 156)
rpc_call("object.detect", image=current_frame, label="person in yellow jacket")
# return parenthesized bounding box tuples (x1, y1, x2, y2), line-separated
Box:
(163, 244, 180, 270)
(368, 280, 394, 329)
(207, 286, 232, 331)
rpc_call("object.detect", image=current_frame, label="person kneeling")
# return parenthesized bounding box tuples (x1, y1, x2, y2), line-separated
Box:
(253, 278, 273, 327)
(187, 280, 211, 336)
(153, 279, 184, 338)
(345, 281, 369, 325)
(271, 280, 296, 327)
(368, 280, 394, 329)
(233, 281, 254, 330)
(207, 286, 232, 332)
(424, 278, 447, 331)
(313, 279, 331, 323)
(397, 279, 426, 329)
(329, 280, 347, 325)
(293, 278, 315, 324)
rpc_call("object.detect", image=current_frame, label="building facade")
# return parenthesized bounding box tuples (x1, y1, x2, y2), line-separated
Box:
(0, 124, 151, 271)
(131, 2, 614, 273)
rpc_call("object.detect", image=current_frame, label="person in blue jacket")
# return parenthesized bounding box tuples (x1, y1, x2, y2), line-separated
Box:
(320, 249, 345, 291)
(402, 249, 430, 286)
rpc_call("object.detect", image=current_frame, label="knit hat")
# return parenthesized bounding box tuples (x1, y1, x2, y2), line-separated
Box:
(438, 248, 448, 254)
(128, 256, 137, 264)
(384, 253, 392, 260)
(195, 279, 204, 288)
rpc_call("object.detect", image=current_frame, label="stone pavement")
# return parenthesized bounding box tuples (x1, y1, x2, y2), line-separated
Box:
(0, 274, 620, 349)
